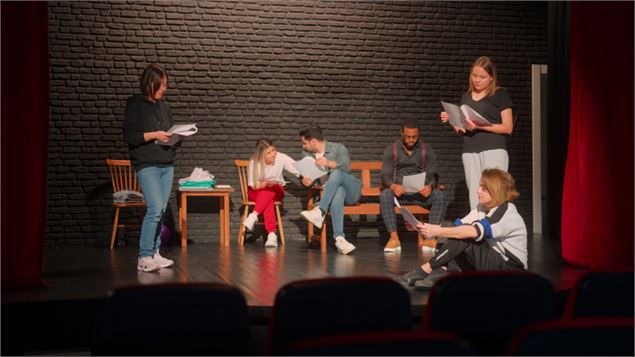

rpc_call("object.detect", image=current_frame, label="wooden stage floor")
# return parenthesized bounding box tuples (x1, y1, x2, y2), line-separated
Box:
(1, 234, 593, 355)
(3, 234, 589, 310)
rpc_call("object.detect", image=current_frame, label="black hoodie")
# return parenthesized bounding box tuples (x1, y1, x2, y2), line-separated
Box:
(123, 94, 176, 171)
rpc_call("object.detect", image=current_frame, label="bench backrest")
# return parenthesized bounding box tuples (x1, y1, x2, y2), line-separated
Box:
(350, 161, 382, 197)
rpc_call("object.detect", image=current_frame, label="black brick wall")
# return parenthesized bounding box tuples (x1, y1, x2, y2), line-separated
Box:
(47, 1, 547, 245)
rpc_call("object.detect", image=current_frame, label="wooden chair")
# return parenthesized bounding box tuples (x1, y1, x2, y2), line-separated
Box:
(106, 159, 146, 249)
(234, 160, 285, 246)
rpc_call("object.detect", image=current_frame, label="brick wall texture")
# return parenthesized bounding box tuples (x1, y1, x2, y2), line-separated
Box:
(47, 1, 548, 245)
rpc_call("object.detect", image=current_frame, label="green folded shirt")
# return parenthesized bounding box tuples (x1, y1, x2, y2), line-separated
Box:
(179, 180, 216, 188)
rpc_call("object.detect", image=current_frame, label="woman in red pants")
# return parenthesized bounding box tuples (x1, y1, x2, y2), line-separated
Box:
(243, 138, 300, 247)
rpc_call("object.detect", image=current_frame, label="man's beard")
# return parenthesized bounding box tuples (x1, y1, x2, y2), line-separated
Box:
(403, 141, 416, 151)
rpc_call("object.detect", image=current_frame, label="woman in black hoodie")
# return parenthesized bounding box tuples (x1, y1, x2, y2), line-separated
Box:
(123, 64, 177, 272)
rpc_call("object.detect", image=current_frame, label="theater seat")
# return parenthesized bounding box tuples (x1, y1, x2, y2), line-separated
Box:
(283, 330, 474, 356)
(421, 271, 558, 355)
(506, 317, 634, 355)
(267, 276, 412, 355)
(563, 269, 634, 319)
(92, 282, 249, 356)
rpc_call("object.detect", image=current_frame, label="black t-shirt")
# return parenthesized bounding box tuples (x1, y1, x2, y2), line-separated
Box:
(460, 88, 514, 153)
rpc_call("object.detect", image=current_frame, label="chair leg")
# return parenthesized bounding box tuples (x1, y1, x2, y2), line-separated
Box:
(307, 198, 315, 245)
(110, 207, 120, 250)
(238, 206, 249, 246)
(275, 204, 285, 245)
(320, 223, 327, 254)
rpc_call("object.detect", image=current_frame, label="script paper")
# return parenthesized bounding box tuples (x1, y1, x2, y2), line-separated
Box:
(393, 198, 422, 228)
(292, 156, 328, 180)
(441, 101, 466, 129)
(441, 101, 492, 128)
(402, 172, 426, 193)
(156, 124, 198, 146)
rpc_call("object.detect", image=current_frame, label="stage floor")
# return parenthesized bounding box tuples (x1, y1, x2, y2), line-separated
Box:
(3, 234, 588, 310)
(2, 234, 595, 355)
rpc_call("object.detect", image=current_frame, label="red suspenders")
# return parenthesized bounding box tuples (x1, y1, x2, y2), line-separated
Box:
(392, 140, 426, 183)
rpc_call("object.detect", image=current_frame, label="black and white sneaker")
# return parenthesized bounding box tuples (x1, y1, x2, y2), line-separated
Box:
(397, 268, 429, 287)
(414, 268, 449, 290)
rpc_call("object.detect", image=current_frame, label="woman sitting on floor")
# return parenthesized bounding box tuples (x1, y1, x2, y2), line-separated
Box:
(242, 137, 300, 248)
(400, 168, 527, 289)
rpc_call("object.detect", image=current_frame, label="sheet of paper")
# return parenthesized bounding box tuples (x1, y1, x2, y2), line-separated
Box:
(402, 172, 426, 193)
(167, 124, 198, 136)
(461, 105, 492, 126)
(441, 101, 466, 129)
(157, 124, 198, 146)
(292, 156, 328, 180)
(394, 197, 422, 227)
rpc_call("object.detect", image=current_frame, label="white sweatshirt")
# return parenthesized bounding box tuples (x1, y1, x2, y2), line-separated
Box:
(458, 201, 528, 269)
(247, 152, 300, 188)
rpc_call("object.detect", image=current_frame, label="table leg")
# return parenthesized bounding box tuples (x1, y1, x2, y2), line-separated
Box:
(180, 193, 187, 249)
(223, 193, 230, 246)
(217, 195, 224, 246)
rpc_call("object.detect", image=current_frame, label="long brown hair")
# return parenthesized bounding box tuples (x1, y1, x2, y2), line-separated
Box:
(480, 168, 519, 209)
(250, 138, 275, 188)
(468, 56, 499, 96)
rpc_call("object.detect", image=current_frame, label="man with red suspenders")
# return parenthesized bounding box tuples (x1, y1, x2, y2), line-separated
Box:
(380, 118, 446, 253)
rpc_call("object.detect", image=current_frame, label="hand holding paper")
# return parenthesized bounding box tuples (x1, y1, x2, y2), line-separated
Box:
(402, 172, 426, 193)
(393, 197, 422, 229)
(156, 123, 198, 146)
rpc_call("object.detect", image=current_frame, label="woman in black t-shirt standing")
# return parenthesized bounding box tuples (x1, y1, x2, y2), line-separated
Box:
(440, 56, 514, 209)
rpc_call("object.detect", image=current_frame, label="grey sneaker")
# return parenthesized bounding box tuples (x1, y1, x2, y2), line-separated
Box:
(137, 256, 160, 272)
(300, 207, 325, 228)
(153, 252, 174, 268)
(265, 232, 278, 248)
(334, 236, 356, 255)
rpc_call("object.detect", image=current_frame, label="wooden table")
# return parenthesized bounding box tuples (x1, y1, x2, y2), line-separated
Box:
(179, 187, 234, 248)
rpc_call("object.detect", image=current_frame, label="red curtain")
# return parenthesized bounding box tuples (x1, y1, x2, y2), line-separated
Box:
(562, 2, 634, 268)
(1, 2, 50, 289)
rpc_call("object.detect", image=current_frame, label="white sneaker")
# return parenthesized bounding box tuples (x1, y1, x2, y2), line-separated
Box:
(300, 207, 324, 228)
(153, 252, 174, 268)
(335, 236, 356, 255)
(137, 256, 160, 272)
(265, 232, 278, 248)
(421, 239, 437, 254)
(421, 245, 436, 253)
(243, 212, 258, 231)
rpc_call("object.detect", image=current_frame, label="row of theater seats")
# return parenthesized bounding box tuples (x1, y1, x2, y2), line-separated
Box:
(92, 270, 634, 356)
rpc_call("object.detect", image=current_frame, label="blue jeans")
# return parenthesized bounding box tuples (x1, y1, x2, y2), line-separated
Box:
(137, 165, 174, 258)
(318, 169, 362, 239)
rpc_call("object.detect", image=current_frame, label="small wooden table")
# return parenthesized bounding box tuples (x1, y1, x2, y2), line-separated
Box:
(179, 186, 234, 248)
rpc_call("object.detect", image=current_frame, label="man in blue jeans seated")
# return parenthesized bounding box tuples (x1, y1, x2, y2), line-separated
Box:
(299, 124, 362, 255)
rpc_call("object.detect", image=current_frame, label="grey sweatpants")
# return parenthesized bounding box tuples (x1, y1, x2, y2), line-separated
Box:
(462, 149, 509, 209)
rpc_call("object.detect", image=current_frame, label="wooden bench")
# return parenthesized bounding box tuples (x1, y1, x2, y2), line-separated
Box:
(306, 161, 439, 253)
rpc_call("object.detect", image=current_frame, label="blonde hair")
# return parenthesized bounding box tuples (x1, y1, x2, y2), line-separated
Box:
(250, 138, 274, 188)
(468, 56, 499, 97)
(480, 168, 519, 209)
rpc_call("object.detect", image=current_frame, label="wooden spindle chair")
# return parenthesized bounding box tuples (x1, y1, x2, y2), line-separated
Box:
(106, 159, 146, 249)
(234, 160, 285, 246)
